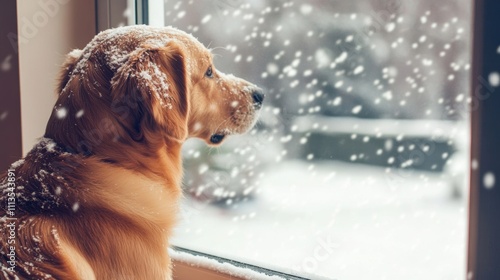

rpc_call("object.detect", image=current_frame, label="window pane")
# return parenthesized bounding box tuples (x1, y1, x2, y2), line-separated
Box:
(155, 1, 470, 278)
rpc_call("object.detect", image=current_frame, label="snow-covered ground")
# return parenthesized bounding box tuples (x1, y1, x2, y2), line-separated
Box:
(172, 160, 467, 280)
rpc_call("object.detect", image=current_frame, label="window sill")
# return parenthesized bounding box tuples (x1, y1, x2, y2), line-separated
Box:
(171, 246, 311, 280)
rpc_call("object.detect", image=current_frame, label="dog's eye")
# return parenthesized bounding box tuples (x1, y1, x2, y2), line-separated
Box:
(205, 66, 213, 78)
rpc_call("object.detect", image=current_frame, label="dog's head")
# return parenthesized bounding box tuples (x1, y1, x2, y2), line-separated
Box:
(46, 26, 263, 159)
(165, 28, 264, 145)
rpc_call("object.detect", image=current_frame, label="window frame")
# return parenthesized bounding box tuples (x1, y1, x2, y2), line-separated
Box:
(95, 0, 138, 32)
(467, 0, 500, 279)
(172, 246, 311, 280)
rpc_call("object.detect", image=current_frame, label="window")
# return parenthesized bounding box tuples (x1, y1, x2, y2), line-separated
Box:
(144, 1, 471, 279)
(3, 0, 499, 279)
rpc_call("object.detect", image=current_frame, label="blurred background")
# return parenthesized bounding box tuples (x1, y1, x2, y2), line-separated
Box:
(152, 1, 472, 279)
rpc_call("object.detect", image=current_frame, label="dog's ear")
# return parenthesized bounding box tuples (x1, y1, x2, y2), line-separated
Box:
(57, 49, 83, 94)
(111, 42, 188, 144)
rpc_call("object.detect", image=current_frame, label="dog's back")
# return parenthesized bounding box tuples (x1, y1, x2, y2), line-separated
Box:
(0, 138, 89, 279)
(0, 138, 177, 279)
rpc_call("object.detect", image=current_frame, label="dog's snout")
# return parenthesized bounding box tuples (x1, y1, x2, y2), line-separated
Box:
(252, 90, 265, 109)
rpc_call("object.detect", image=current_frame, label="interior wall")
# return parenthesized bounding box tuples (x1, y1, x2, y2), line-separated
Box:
(0, 0, 22, 170)
(17, 0, 96, 154)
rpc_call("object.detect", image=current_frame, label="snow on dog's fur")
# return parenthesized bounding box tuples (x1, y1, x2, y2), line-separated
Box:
(0, 25, 263, 279)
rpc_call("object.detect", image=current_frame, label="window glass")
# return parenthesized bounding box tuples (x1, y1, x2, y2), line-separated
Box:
(154, 1, 471, 278)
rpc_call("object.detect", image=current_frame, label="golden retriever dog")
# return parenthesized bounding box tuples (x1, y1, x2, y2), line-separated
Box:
(0, 25, 264, 279)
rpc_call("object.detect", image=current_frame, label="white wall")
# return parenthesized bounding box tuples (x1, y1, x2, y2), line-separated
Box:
(17, 0, 95, 154)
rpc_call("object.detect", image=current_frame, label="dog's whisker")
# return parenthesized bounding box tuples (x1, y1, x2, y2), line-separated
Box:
(209, 46, 230, 58)
(212, 115, 232, 133)
(209, 46, 229, 52)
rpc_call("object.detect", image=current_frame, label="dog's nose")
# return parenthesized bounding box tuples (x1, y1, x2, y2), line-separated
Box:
(252, 90, 265, 109)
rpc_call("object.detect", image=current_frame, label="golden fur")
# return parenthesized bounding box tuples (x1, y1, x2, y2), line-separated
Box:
(0, 26, 263, 279)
